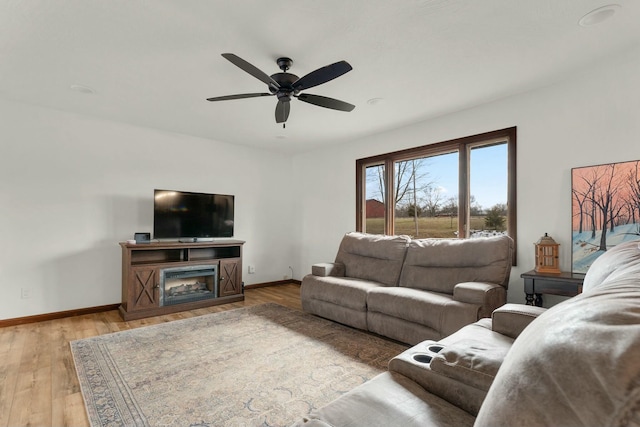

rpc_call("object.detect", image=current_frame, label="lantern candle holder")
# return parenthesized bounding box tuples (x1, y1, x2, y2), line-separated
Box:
(534, 233, 560, 274)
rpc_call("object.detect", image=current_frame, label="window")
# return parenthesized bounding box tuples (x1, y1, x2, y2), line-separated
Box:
(356, 127, 516, 259)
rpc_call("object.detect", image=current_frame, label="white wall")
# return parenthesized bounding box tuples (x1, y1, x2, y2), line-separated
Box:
(292, 46, 640, 305)
(3, 46, 639, 320)
(0, 100, 294, 319)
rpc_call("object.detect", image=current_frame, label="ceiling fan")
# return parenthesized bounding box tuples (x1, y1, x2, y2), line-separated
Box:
(207, 53, 355, 127)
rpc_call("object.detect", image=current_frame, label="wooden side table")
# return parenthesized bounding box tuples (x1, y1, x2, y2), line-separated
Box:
(520, 270, 586, 307)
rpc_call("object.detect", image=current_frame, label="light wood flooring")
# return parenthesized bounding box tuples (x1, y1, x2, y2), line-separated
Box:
(0, 283, 302, 427)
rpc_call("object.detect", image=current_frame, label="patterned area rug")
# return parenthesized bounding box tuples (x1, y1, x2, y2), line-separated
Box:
(71, 303, 407, 427)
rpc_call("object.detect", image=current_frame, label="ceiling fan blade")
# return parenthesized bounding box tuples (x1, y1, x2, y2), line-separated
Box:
(275, 100, 291, 123)
(206, 93, 272, 102)
(296, 93, 355, 112)
(292, 61, 352, 91)
(221, 53, 280, 88)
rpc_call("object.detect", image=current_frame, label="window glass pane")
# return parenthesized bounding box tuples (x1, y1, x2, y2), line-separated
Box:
(393, 152, 459, 238)
(365, 164, 385, 235)
(469, 143, 508, 238)
(356, 128, 516, 264)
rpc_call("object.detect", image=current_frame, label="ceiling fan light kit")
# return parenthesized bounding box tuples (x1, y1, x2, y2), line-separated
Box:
(207, 53, 355, 127)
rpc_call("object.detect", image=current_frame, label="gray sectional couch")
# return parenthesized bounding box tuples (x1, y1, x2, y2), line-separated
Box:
(301, 232, 514, 344)
(292, 240, 640, 427)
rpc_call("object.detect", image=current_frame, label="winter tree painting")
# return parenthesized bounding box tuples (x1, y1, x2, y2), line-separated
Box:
(572, 159, 640, 273)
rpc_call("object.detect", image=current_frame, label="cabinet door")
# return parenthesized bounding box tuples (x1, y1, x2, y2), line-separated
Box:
(128, 267, 160, 311)
(219, 258, 242, 297)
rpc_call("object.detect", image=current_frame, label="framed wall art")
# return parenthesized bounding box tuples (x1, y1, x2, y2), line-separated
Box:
(572, 159, 640, 273)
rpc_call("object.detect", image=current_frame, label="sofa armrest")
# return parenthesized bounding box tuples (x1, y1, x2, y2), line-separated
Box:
(311, 262, 345, 277)
(491, 303, 547, 339)
(453, 282, 503, 305)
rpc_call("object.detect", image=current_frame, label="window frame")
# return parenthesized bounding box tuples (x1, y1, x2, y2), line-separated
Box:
(356, 127, 517, 263)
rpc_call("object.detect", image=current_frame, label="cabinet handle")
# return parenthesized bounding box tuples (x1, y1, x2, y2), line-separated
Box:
(154, 283, 160, 289)
(220, 277, 225, 281)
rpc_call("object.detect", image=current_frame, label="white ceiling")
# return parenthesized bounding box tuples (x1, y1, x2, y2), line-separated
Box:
(1, 1, 639, 153)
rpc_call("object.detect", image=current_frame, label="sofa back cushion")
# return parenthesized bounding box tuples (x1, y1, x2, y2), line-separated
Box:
(398, 235, 513, 294)
(475, 240, 640, 427)
(582, 239, 640, 293)
(334, 232, 410, 287)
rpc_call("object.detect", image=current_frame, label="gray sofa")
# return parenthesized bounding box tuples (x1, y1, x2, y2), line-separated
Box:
(301, 232, 514, 344)
(292, 239, 640, 427)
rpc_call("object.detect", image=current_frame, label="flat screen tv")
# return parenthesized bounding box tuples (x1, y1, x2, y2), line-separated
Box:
(153, 189, 234, 240)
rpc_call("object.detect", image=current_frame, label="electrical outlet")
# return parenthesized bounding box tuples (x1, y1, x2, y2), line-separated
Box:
(248, 265, 255, 274)
(21, 288, 32, 299)
(283, 275, 290, 280)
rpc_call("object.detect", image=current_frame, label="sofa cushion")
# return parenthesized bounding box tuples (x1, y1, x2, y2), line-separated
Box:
(367, 287, 450, 331)
(367, 287, 478, 336)
(475, 240, 640, 427)
(334, 232, 410, 287)
(582, 240, 640, 293)
(300, 274, 381, 311)
(398, 235, 513, 294)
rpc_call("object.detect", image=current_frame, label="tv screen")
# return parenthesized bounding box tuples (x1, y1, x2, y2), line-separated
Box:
(153, 190, 234, 239)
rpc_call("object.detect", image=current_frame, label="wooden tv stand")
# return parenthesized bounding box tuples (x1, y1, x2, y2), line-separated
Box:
(119, 239, 245, 321)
